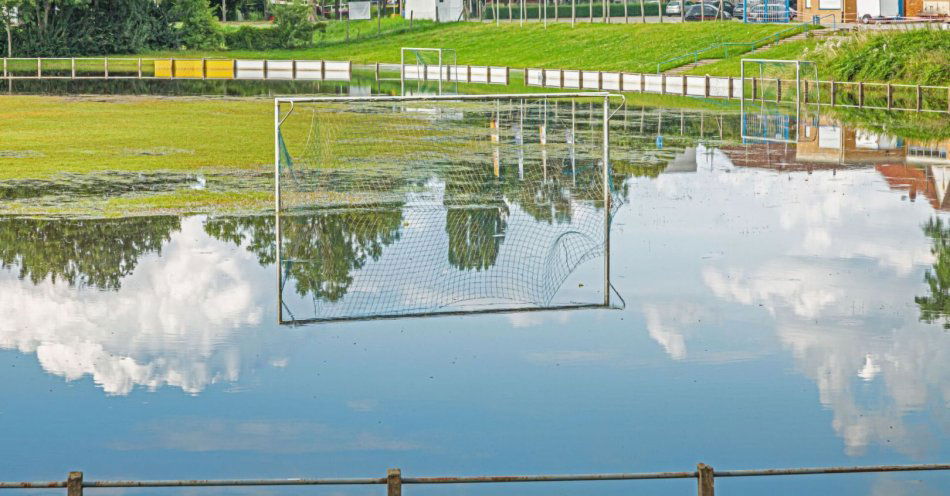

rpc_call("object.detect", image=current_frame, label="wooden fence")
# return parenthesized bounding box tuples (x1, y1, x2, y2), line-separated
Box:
(0, 58, 352, 81)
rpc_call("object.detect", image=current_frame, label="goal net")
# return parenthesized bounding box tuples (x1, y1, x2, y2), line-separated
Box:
(401, 47, 458, 94)
(740, 59, 819, 144)
(274, 94, 620, 324)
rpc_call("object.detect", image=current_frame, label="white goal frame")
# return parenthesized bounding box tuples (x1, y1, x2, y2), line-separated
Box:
(400, 47, 457, 95)
(740, 59, 819, 144)
(272, 93, 616, 324)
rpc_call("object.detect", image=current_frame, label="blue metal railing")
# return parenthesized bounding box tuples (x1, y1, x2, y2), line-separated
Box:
(655, 21, 814, 73)
(813, 13, 837, 29)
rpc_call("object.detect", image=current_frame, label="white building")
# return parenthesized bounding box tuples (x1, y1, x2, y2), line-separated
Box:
(404, 0, 464, 21)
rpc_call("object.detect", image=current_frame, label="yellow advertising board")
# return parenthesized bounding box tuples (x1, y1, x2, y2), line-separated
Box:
(154, 59, 173, 78)
(174, 60, 205, 78)
(205, 60, 235, 79)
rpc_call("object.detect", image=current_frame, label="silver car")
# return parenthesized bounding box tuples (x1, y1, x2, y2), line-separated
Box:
(665, 0, 685, 14)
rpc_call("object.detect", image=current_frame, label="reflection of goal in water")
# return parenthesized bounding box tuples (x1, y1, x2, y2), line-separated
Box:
(274, 94, 621, 324)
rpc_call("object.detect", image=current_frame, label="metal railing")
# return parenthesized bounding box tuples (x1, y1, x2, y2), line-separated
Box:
(656, 22, 813, 73)
(813, 13, 838, 29)
(2, 464, 948, 496)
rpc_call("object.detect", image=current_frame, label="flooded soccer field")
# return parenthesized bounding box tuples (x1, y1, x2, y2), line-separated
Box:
(0, 75, 948, 496)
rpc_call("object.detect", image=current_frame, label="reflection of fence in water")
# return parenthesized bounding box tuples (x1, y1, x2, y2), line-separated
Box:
(276, 97, 616, 323)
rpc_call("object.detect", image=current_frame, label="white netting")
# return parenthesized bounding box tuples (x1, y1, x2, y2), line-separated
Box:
(276, 97, 620, 323)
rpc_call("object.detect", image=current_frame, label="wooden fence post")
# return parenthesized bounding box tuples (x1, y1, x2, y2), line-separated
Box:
(776, 78, 782, 102)
(704, 75, 709, 97)
(830, 81, 836, 106)
(916, 84, 922, 111)
(387, 469, 402, 496)
(37, 58, 41, 78)
(697, 464, 714, 496)
(858, 81, 864, 107)
(67, 472, 83, 496)
(886, 83, 892, 109)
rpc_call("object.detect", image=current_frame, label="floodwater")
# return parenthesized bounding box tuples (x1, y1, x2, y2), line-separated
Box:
(1, 78, 949, 496)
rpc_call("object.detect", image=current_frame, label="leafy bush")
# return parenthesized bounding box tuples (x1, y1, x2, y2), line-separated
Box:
(170, 0, 225, 50)
(224, 25, 280, 49)
(271, 0, 322, 49)
(6, 0, 176, 56)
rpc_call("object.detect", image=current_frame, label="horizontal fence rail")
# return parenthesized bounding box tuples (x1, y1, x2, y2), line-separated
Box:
(400, 64, 510, 85)
(524, 68, 950, 113)
(0, 58, 352, 82)
(2, 464, 947, 496)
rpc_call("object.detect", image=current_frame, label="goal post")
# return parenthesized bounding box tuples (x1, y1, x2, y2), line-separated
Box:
(400, 47, 458, 94)
(740, 58, 819, 106)
(272, 93, 618, 324)
(740, 59, 819, 144)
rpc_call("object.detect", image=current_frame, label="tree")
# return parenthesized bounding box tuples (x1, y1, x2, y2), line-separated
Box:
(170, 0, 223, 49)
(7, 0, 175, 56)
(0, 0, 19, 57)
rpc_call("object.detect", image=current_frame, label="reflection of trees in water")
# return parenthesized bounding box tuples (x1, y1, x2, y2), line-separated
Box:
(0, 216, 180, 290)
(916, 217, 950, 329)
(283, 211, 403, 302)
(443, 167, 508, 272)
(204, 215, 277, 266)
(205, 210, 403, 302)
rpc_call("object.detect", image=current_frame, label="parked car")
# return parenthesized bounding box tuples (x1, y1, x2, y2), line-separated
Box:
(666, 0, 685, 15)
(733, 1, 748, 19)
(745, 3, 796, 21)
(668, 0, 734, 16)
(684, 3, 732, 20)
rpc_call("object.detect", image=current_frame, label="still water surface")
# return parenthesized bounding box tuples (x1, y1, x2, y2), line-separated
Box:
(1, 80, 948, 496)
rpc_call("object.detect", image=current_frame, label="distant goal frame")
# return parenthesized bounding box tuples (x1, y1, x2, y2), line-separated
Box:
(740, 59, 819, 144)
(740, 58, 819, 107)
(400, 47, 458, 94)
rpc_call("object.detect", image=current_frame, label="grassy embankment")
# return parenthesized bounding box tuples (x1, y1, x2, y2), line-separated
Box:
(147, 21, 796, 73)
(689, 30, 950, 86)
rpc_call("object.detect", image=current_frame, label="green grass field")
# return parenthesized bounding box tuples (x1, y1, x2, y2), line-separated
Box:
(0, 96, 274, 180)
(146, 21, 797, 73)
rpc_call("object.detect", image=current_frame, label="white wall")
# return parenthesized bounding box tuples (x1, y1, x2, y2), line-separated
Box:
(405, 0, 463, 21)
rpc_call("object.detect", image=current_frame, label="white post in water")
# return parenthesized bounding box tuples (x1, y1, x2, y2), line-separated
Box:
(602, 94, 610, 307)
(273, 99, 283, 325)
